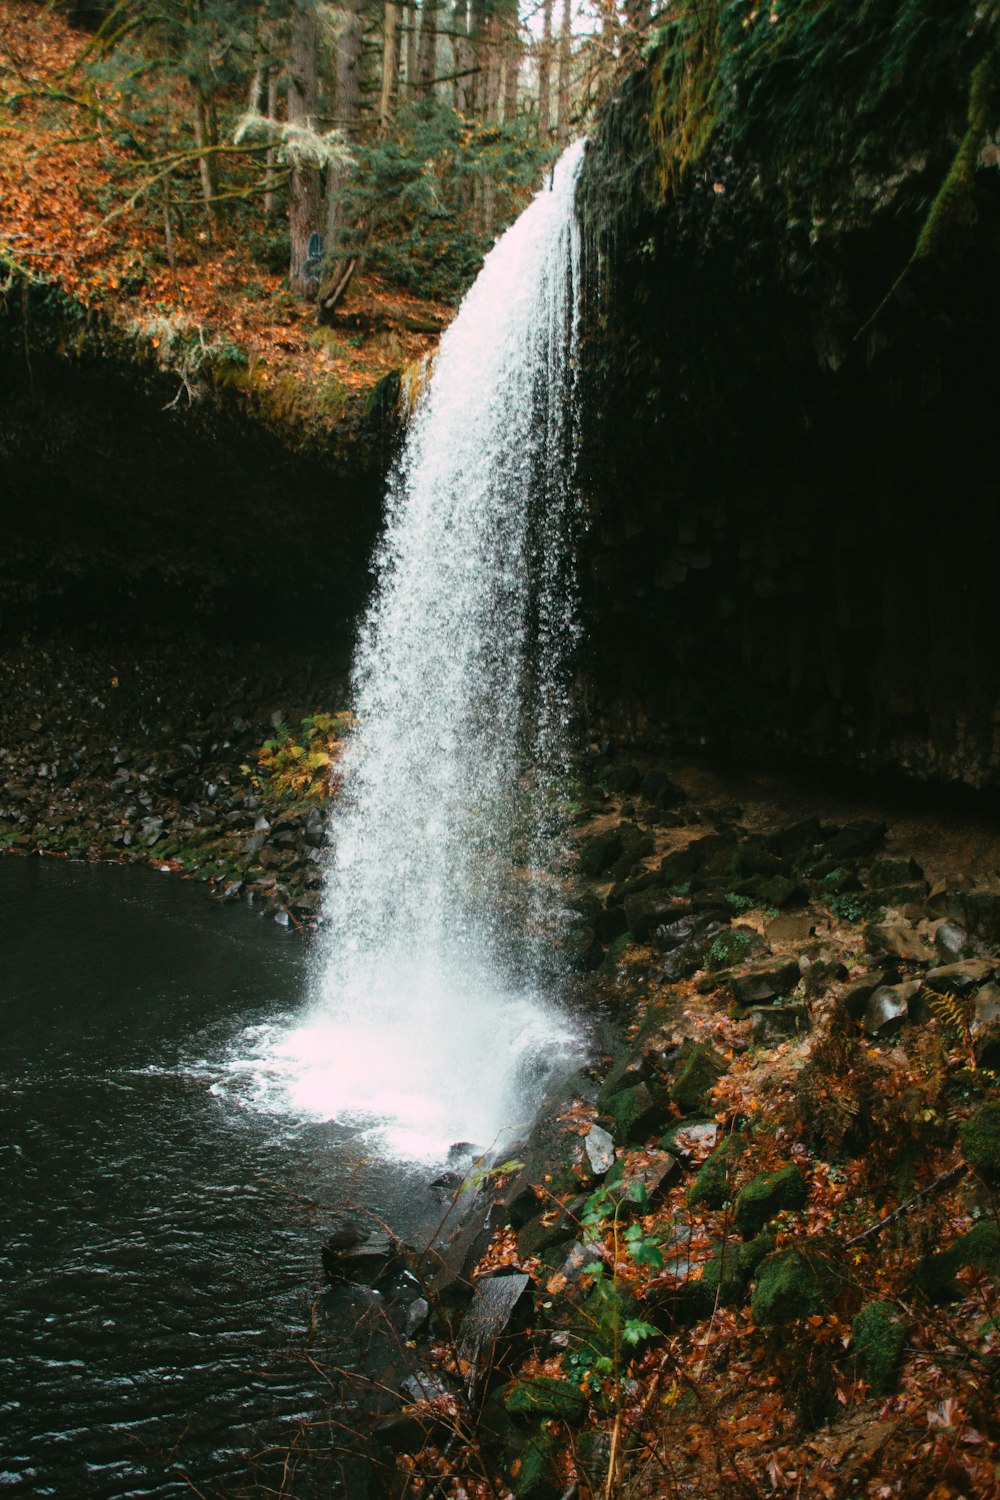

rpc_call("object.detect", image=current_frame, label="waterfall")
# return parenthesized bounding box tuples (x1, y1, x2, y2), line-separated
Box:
(234, 141, 587, 1163)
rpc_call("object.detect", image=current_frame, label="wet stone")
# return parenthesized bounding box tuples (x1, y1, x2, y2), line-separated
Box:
(864, 981, 921, 1036)
(923, 960, 996, 995)
(456, 1272, 531, 1370)
(584, 1124, 616, 1177)
(401, 1369, 449, 1404)
(935, 922, 973, 962)
(973, 982, 1000, 1031)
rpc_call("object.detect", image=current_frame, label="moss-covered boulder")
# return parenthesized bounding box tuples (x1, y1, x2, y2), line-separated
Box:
(505, 1376, 587, 1423)
(734, 1165, 808, 1238)
(671, 1042, 727, 1113)
(579, 829, 624, 878)
(699, 1231, 773, 1308)
(851, 1302, 909, 1394)
(703, 925, 769, 972)
(917, 1221, 1000, 1302)
(751, 1248, 833, 1327)
(959, 1102, 1000, 1182)
(604, 1081, 667, 1145)
(509, 1431, 561, 1499)
(688, 1133, 745, 1210)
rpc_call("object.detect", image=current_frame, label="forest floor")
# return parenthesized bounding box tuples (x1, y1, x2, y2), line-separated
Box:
(0, 0, 451, 407)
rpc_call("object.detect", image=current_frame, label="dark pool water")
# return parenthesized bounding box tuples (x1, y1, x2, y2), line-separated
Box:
(0, 858, 443, 1498)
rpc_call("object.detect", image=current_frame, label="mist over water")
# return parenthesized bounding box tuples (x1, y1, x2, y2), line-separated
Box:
(231, 141, 588, 1162)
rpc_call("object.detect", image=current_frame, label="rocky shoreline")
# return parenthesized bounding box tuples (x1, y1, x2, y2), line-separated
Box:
(3, 640, 1000, 1497)
(317, 760, 1000, 1498)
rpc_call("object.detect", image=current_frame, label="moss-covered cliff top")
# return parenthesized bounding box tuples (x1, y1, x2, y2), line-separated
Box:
(0, 0, 450, 453)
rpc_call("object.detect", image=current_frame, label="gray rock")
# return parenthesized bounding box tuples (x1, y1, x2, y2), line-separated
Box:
(923, 960, 996, 995)
(751, 1005, 811, 1044)
(881, 925, 935, 964)
(401, 1369, 449, 1404)
(973, 982, 1000, 1032)
(584, 1124, 616, 1177)
(403, 1297, 430, 1338)
(838, 969, 896, 1020)
(456, 1272, 531, 1371)
(864, 981, 922, 1036)
(610, 1148, 679, 1208)
(935, 922, 973, 963)
(730, 957, 801, 1005)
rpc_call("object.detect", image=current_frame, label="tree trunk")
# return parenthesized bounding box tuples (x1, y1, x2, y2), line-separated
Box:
(556, 0, 571, 145)
(406, 0, 419, 96)
(264, 66, 279, 218)
(319, 0, 365, 319)
(288, 0, 320, 298)
(537, 0, 552, 138)
(455, 0, 476, 113)
(417, 0, 438, 94)
(380, 0, 400, 128)
(467, 0, 488, 114)
(502, 18, 520, 122)
(481, 10, 502, 121)
(192, 84, 220, 236)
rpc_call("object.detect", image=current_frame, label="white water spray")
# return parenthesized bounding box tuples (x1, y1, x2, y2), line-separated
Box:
(230, 141, 587, 1162)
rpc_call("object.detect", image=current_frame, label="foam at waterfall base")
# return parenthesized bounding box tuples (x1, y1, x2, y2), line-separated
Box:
(214, 969, 581, 1165)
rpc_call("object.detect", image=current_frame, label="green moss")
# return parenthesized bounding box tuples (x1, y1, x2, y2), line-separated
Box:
(734, 1165, 808, 1239)
(917, 1221, 1000, 1302)
(687, 1133, 744, 1210)
(671, 1042, 725, 1112)
(704, 927, 764, 972)
(699, 1231, 773, 1308)
(505, 1376, 586, 1424)
(852, 1302, 909, 1394)
(959, 1102, 1000, 1182)
(751, 1248, 832, 1328)
(605, 1082, 661, 1145)
(512, 1432, 560, 1499)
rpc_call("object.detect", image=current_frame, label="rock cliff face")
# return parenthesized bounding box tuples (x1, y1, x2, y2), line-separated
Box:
(576, 4, 1000, 788)
(0, 290, 396, 646)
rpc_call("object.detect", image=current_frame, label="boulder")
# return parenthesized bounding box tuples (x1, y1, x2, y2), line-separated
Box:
(624, 886, 689, 941)
(917, 1222, 1000, 1302)
(610, 1149, 680, 1208)
(699, 1231, 774, 1309)
(579, 829, 624, 878)
(863, 981, 921, 1036)
(504, 1375, 587, 1423)
(824, 822, 886, 860)
(659, 1117, 720, 1162)
(934, 921, 973, 962)
(688, 1134, 745, 1210)
(923, 959, 996, 995)
(959, 1102, 1000, 1183)
(751, 1247, 833, 1326)
(851, 1302, 909, 1394)
(730, 957, 801, 1006)
(584, 1124, 616, 1177)
(703, 925, 769, 972)
(671, 1041, 727, 1113)
(868, 856, 924, 890)
(838, 969, 896, 1021)
(734, 1165, 808, 1238)
(603, 1082, 666, 1145)
(751, 1004, 811, 1045)
(457, 1271, 532, 1371)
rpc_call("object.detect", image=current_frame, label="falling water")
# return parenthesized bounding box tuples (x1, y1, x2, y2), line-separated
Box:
(231, 141, 587, 1161)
